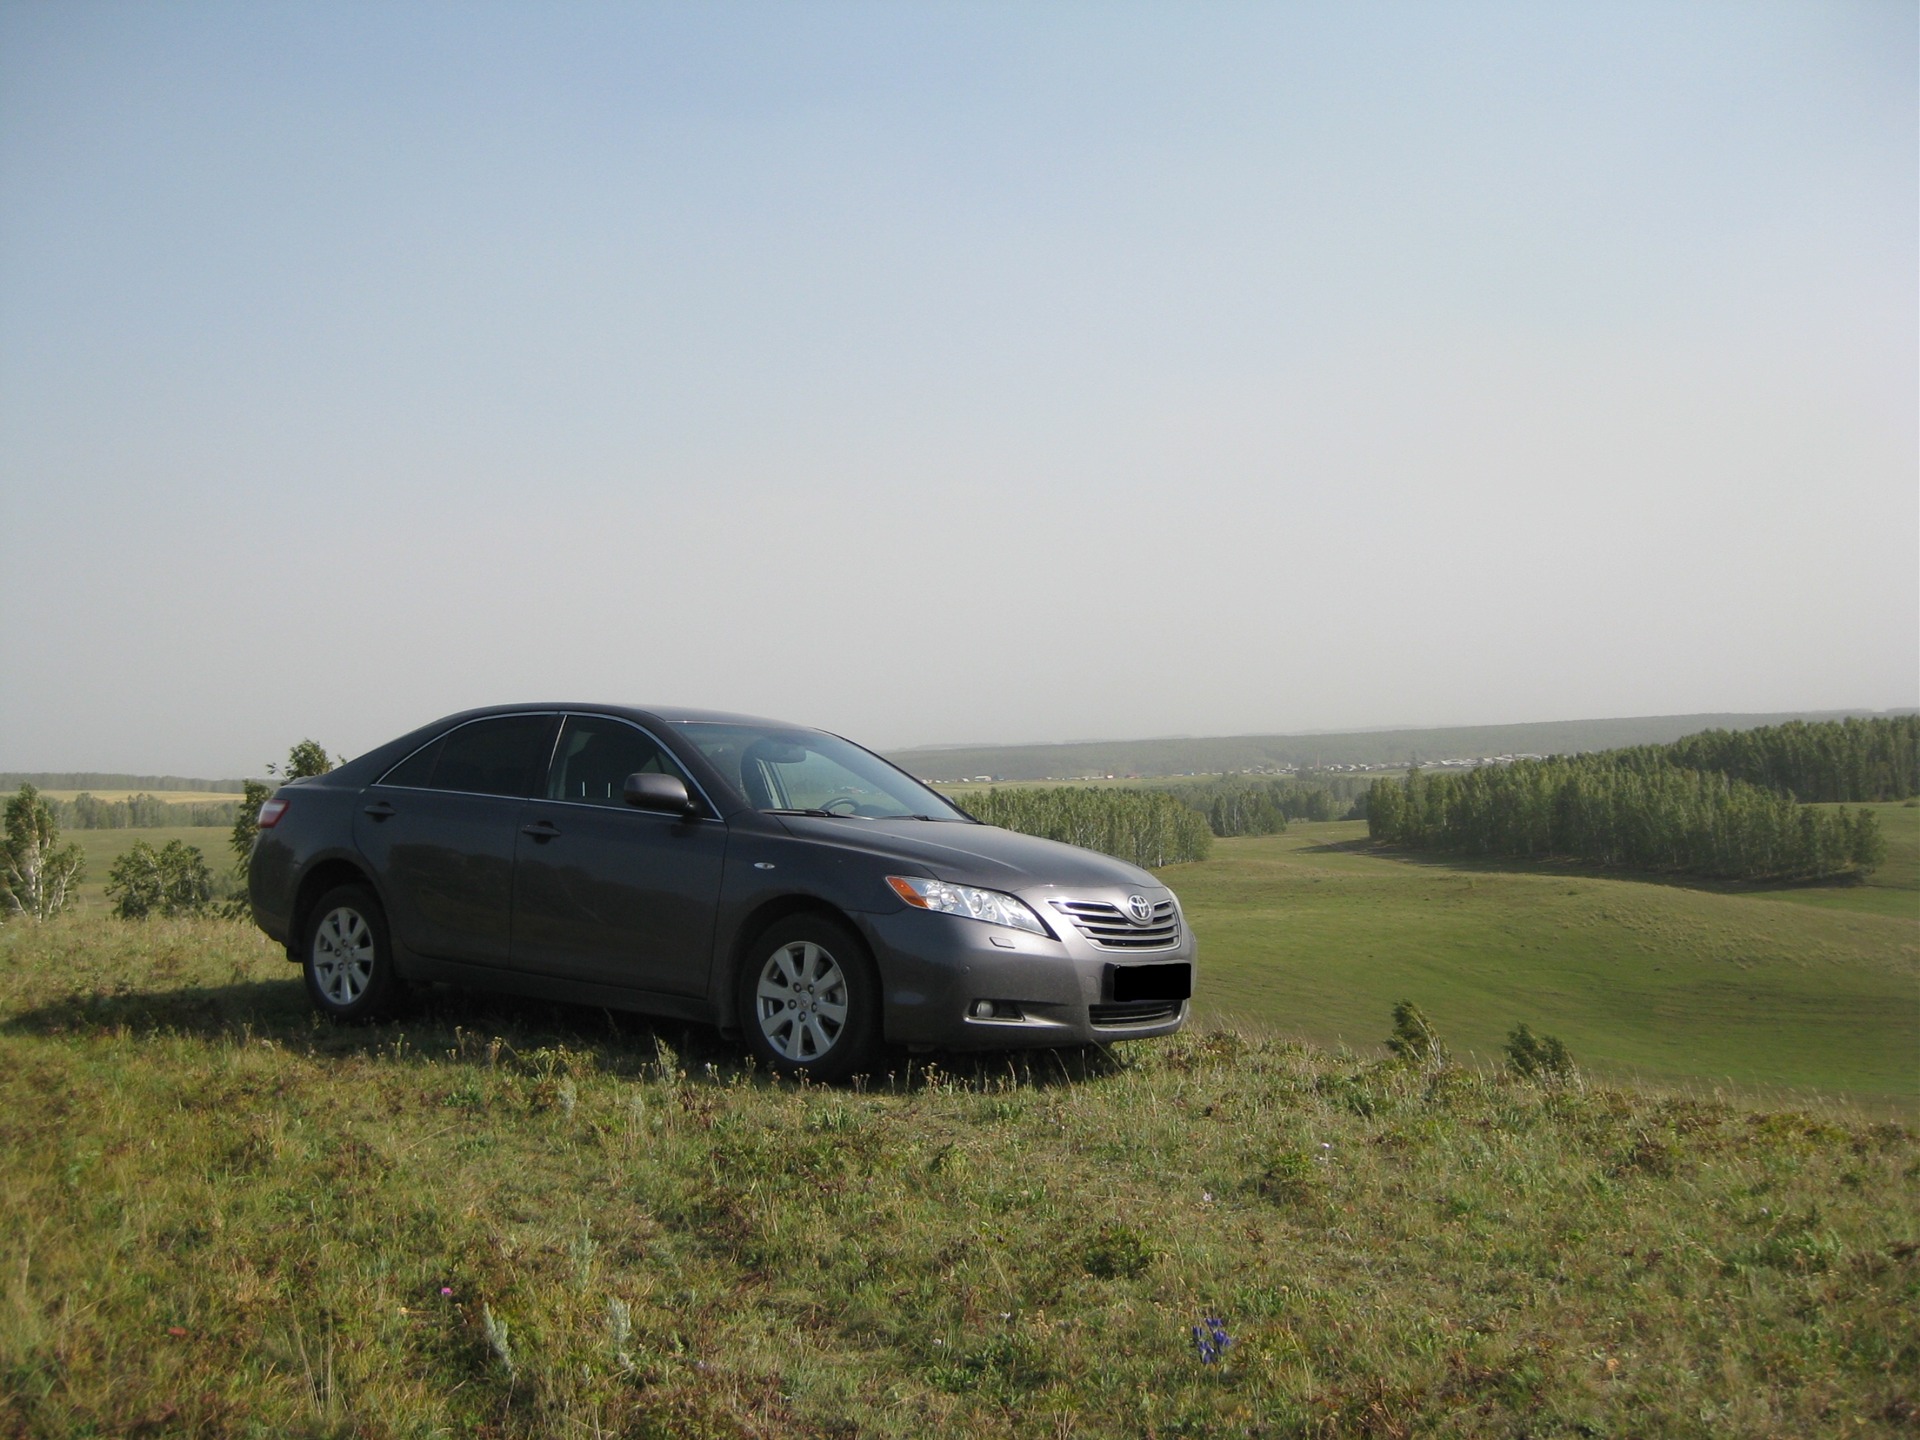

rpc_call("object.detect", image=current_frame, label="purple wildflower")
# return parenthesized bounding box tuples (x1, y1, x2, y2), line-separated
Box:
(1191, 1315, 1232, 1364)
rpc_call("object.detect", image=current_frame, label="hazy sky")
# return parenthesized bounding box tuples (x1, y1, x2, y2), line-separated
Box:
(2, 1, 1914, 775)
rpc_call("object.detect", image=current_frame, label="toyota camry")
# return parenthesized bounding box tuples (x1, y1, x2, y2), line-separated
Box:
(248, 705, 1195, 1079)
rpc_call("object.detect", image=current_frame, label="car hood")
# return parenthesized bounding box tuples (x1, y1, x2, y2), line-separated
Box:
(773, 815, 1160, 892)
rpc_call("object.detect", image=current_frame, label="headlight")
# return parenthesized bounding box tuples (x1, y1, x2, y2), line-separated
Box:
(885, 875, 1051, 936)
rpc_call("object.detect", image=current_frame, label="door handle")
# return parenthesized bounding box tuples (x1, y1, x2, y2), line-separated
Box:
(521, 820, 561, 842)
(363, 802, 396, 821)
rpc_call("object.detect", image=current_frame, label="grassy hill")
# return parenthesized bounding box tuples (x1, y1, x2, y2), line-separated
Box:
(1175, 805, 1918, 1117)
(1, 915, 1915, 1437)
(887, 710, 1912, 782)
(45, 807, 1918, 1112)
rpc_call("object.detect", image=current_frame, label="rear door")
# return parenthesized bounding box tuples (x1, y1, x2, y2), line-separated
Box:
(354, 713, 558, 966)
(508, 713, 729, 996)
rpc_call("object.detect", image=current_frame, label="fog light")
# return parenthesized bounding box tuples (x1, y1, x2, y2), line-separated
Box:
(968, 1000, 1025, 1022)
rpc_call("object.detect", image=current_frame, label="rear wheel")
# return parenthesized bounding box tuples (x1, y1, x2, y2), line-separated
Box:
(738, 914, 880, 1081)
(303, 884, 407, 1022)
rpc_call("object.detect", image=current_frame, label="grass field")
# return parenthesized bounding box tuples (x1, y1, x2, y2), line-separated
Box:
(1171, 805, 1918, 1118)
(46, 806, 1918, 1113)
(62, 825, 238, 912)
(1, 915, 1915, 1437)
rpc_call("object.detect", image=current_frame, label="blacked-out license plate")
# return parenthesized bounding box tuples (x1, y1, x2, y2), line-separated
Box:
(1109, 963, 1192, 1003)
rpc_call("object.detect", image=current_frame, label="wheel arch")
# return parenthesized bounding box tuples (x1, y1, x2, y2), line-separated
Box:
(289, 857, 380, 960)
(725, 894, 877, 1001)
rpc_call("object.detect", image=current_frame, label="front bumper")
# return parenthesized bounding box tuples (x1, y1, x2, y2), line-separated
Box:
(859, 904, 1194, 1050)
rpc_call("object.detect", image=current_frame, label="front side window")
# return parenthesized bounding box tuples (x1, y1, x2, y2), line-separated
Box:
(378, 715, 555, 798)
(546, 716, 691, 808)
(671, 722, 968, 820)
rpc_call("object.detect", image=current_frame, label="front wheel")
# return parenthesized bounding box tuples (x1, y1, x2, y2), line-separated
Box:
(303, 884, 407, 1022)
(738, 914, 880, 1081)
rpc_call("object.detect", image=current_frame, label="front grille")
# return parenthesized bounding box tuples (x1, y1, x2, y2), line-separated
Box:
(1050, 898, 1180, 950)
(1090, 1000, 1183, 1027)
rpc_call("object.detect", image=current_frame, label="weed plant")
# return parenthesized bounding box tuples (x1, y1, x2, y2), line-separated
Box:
(1, 915, 1915, 1437)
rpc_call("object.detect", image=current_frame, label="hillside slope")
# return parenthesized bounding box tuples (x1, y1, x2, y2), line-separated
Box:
(1174, 813, 1919, 1114)
(1, 916, 1915, 1437)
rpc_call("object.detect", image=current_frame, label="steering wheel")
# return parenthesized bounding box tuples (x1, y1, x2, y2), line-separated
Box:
(820, 796, 861, 816)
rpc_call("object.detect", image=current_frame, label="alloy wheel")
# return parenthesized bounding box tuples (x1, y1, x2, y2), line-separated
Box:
(754, 940, 850, 1062)
(312, 906, 375, 1006)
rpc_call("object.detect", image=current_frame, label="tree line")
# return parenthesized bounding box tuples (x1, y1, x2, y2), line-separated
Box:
(49, 793, 239, 829)
(0, 772, 249, 793)
(952, 772, 1378, 857)
(959, 787, 1214, 868)
(1605, 715, 1918, 804)
(1161, 775, 1369, 838)
(1366, 750, 1885, 882)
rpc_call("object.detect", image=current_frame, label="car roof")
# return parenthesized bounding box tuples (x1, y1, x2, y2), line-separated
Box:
(447, 702, 816, 730)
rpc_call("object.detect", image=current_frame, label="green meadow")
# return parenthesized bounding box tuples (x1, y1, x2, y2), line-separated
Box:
(1, 803, 1915, 1434)
(62, 825, 241, 912)
(1170, 805, 1918, 1117)
(2, 917, 1916, 1438)
(43, 805, 1920, 1112)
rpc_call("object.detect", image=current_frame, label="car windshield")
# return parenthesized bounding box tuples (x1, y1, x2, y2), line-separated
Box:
(671, 722, 969, 821)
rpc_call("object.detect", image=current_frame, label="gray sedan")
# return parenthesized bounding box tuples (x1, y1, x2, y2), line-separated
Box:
(249, 705, 1194, 1079)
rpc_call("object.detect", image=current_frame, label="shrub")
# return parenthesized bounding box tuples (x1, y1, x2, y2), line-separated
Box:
(1505, 1023, 1576, 1083)
(231, 739, 334, 868)
(108, 840, 216, 919)
(1386, 1000, 1446, 1066)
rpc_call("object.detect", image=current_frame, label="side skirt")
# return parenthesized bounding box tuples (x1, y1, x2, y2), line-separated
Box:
(399, 951, 724, 1029)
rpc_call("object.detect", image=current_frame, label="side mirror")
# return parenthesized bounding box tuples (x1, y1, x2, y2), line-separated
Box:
(624, 772, 696, 815)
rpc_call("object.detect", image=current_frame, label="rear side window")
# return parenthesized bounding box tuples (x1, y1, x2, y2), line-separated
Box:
(546, 716, 688, 807)
(378, 736, 444, 789)
(378, 715, 555, 798)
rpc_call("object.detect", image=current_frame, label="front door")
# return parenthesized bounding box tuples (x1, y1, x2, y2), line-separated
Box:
(509, 714, 729, 996)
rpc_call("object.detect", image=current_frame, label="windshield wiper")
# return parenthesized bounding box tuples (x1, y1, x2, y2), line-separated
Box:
(766, 808, 845, 818)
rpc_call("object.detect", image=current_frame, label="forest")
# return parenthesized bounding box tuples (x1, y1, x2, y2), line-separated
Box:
(957, 786, 1214, 868)
(1162, 774, 1371, 837)
(1363, 716, 1911, 881)
(1607, 715, 1919, 803)
(954, 772, 1380, 863)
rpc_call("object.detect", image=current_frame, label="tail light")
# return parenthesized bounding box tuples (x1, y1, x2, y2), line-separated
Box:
(257, 798, 290, 829)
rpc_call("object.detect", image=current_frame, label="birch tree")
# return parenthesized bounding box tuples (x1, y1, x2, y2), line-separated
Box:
(1, 784, 85, 922)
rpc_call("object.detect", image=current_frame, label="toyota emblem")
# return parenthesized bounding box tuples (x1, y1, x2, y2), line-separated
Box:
(1124, 894, 1154, 926)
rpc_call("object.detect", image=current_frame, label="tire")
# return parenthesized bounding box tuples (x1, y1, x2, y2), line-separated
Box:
(738, 913, 880, 1081)
(302, 884, 407, 1023)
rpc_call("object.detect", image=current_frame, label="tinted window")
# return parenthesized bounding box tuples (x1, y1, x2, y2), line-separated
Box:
(381, 715, 554, 797)
(547, 716, 687, 807)
(378, 735, 444, 789)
